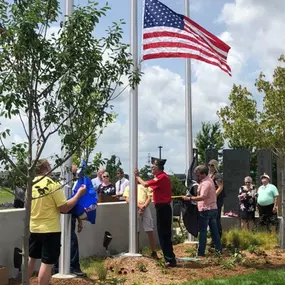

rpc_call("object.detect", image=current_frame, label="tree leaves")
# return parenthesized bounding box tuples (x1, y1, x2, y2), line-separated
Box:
(218, 55, 285, 158)
(139, 165, 152, 181)
(256, 55, 285, 155)
(195, 122, 224, 164)
(217, 84, 261, 150)
(0, 0, 141, 174)
(104, 155, 122, 184)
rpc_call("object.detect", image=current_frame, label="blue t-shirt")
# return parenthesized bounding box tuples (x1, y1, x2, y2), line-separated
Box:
(257, 183, 279, 206)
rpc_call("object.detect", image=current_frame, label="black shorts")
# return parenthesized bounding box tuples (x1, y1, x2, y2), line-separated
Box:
(239, 210, 255, 221)
(29, 232, 61, 264)
(258, 204, 278, 227)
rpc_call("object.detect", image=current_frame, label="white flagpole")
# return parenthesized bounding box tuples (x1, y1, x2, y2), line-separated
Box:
(54, 0, 74, 278)
(126, 0, 140, 256)
(185, 0, 196, 243)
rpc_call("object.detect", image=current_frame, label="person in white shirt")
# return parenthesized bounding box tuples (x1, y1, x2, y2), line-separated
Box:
(91, 168, 105, 191)
(115, 169, 129, 198)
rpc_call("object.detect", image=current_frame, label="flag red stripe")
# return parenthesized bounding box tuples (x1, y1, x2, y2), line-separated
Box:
(143, 42, 228, 64)
(143, 31, 228, 60)
(183, 24, 229, 55)
(184, 17, 230, 51)
(143, 52, 231, 76)
(183, 21, 230, 59)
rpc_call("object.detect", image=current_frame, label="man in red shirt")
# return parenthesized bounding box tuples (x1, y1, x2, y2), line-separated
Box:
(135, 157, 176, 267)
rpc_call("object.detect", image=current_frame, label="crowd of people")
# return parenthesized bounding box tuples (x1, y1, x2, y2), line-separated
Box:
(26, 157, 279, 284)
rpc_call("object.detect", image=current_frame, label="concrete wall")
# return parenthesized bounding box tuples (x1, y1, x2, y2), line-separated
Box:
(0, 202, 266, 278)
(77, 202, 158, 258)
(0, 202, 158, 278)
(0, 209, 25, 278)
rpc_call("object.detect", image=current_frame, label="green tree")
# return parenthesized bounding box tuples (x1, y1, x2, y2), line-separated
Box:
(104, 155, 122, 183)
(72, 151, 105, 177)
(217, 85, 261, 182)
(195, 122, 224, 164)
(256, 55, 285, 247)
(217, 55, 285, 247)
(217, 84, 261, 149)
(0, 1, 140, 283)
(0, 142, 28, 193)
(169, 175, 186, 196)
(139, 165, 152, 180)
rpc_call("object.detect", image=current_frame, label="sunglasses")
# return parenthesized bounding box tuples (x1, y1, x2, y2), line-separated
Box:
(103, 175, 109, 178)
(208, 164, 214, 167)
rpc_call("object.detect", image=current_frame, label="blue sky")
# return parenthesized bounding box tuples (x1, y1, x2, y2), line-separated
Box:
(3, 0, 285, 174)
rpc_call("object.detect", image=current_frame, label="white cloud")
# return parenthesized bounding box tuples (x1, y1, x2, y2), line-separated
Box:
(218, 0, 265, 26)
(95, 65, 189, 173)
(95, 0, 285, 175)
(218, 0, 285, 77)
(3, 0, 285, 176)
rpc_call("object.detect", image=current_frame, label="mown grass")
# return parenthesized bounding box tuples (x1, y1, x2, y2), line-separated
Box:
(0, 188, 14, 204)
(174, 269, 285, 285)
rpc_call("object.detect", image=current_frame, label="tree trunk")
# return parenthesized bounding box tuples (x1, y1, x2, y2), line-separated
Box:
(280, 155, 285, 248)
(22, 177, 33, 285)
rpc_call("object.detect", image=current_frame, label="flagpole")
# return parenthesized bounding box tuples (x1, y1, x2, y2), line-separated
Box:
(54, 0, 74, 278)
(125, 0, 140, 256)
(185, 0, 196, 243)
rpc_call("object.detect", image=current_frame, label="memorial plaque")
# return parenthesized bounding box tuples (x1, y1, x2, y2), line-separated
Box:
(223, 149, 250, 213)
(257, 149, 272, 187)
(205, 149, 218, 164)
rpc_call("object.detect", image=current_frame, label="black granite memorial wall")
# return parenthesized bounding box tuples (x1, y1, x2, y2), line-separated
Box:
(223, 149, 250, 213)
(205, 149, 218, 164)
(257, 149, 272, 187)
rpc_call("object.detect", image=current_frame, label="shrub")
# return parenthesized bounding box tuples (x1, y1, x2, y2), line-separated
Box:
(223, 229, 277, 251)
(95, 262, 108, 281)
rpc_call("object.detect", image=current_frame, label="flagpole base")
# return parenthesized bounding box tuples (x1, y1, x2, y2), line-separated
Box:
(123, 252, 142, 257)
(184, 240, 199, 245)
(184, 233, 198, 245)
(52, 273, 76, 279)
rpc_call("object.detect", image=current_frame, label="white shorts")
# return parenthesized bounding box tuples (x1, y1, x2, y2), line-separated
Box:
(137, 206, 154, 233)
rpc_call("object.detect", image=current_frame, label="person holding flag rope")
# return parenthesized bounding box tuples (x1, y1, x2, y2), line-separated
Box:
(135, 157, 176, 267)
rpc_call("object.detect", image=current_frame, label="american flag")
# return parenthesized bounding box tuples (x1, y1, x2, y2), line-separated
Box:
(142, 0, 232, 76)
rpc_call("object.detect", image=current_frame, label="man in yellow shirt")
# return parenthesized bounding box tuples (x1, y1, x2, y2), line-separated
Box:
(123, 183, 158, 259)
(28, 159, 86, 285)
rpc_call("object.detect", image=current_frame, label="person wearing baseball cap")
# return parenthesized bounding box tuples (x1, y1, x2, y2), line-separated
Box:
(257, 173, 279, 232)
(135, 157, 176, 267)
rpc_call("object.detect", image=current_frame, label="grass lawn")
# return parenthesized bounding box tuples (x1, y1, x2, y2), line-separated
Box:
(0, 188, 14, 204)
(177, 269, 285, 285)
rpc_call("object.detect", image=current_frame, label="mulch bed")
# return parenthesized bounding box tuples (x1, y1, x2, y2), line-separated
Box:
(9, 244, 285, 285)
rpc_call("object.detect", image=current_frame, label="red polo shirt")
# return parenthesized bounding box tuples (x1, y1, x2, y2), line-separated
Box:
(146, 172, 172, 205)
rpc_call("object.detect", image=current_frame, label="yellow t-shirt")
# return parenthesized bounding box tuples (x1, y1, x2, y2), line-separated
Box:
(30, 176, 67, 233)
(123, 184, 152, 204)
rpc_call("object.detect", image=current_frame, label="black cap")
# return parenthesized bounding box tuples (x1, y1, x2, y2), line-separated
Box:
(151, 157, 167, 169)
